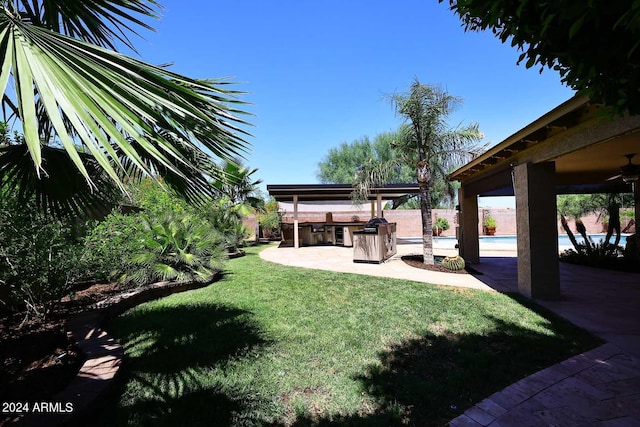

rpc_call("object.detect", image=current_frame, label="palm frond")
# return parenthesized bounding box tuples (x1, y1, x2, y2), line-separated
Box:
(0, 143, 120, 218)
(0, 12, 251, 202)
(8, 0, 161, 51)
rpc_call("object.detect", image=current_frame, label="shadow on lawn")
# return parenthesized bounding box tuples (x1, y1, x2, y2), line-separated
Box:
(93, 302, 270, 427)
(272, 311, 600, 427)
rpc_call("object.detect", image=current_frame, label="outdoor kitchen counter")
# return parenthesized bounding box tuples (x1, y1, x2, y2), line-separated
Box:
(281, 222, 367, 246)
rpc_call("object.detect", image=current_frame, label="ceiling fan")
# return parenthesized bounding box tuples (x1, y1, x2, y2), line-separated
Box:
(606, 153, 640, 184)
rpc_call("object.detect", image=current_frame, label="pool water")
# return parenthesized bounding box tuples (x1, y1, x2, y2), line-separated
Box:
(403, 234, 632, 247)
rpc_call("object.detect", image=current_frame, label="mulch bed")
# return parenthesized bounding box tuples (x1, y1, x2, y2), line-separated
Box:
(0, 282, 127, 424)
(401, 255, 474, 274)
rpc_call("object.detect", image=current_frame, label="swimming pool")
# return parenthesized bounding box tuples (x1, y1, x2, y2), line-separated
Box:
(401, 233, 632, 248)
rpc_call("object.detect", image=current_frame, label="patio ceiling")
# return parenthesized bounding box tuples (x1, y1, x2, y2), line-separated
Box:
(267, 183, 420, 202)
(449, 95, 640, 196)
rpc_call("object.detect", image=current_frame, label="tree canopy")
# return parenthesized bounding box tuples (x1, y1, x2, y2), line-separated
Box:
(443, 0, 640, 114)
(317, 131, 412, 185)
(317, 130, 462, 209)
(353, 79, 483, 264)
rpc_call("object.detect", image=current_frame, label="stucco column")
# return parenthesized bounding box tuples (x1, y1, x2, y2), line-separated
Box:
(458, 186, 479, 264)
(514, 162, 560, 299)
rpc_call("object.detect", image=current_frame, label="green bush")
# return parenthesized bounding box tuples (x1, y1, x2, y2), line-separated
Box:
(80, 211, 150, 282)
(257, 198, 281, 238)
(0, 195, 83, 317)
(433, 217, 450, 231)
(560, 240, 638, 271)
(203, 198, 249, 252)
(483, 215, 497, 228)
(121, 212, 227, 286)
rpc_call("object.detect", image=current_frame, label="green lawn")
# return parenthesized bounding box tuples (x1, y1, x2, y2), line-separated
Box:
(101, 244, 600, 426)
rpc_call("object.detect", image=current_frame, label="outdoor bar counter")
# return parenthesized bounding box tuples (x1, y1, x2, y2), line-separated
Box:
(281, 221, 366, 247)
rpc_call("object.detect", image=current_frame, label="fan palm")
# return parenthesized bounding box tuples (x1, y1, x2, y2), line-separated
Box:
(211, 158, 264, 213)
(123, 212, 227, 286)
(354, 79, 484, 264)
(0, 1, 250, 215)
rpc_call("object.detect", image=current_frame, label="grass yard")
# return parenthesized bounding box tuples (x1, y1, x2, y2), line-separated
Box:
(100, 244, 600, 426)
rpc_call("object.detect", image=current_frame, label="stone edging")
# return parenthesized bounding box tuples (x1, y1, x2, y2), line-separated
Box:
(16, 276, 220, 427)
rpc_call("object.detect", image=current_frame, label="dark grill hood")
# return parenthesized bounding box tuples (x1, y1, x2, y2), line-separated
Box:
(363, 217, 389, 232)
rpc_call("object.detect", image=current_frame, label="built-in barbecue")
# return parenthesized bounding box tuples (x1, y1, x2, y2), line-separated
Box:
(353, 217, 397, 263)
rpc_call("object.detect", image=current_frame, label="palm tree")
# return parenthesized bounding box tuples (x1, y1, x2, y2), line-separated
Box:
(211, 158, 263, 210)
(0, 1, 250, 215)
(354, 79, 484, 264)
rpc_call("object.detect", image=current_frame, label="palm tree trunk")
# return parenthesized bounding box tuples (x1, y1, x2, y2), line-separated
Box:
(560, 215, 581, 253)
(417, 159, 435, 265)
(420, 184, 435, 264)
(604, 202, 621, 248)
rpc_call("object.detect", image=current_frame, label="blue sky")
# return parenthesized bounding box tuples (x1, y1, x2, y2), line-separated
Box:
(128, 0, 575, 202)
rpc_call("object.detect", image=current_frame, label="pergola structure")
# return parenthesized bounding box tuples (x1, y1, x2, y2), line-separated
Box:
(267, 183, 420, 248)
(450, 94, 640, 299)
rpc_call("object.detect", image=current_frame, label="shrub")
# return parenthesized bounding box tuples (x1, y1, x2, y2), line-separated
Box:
(0, 195, 83, 317)
(559, 240, 638, 271)
(121, 212, 227, 286)
(483, 215, 497, 228)
(257, 199, 281, 238)
(80, 211, 150, 282)
(204, 198, 249, 253)
(433, 217, 450, 231)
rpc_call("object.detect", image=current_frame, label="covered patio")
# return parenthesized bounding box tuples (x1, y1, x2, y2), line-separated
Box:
(267, 183, 420, 248)
(450, 94, 640, 300)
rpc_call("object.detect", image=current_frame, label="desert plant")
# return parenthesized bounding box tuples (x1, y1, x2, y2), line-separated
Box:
(442, 255, 466, 271)
(257, 199, 281, 238)
(204, 198, 250, 252)
(0, 194, 84, 318)
(122, 213, 227, 287)
(433, 217, 450, 231)
(80, 211, 150, 283)
(559, 240, 634, 271)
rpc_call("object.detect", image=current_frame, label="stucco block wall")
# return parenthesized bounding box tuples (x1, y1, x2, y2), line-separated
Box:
(260, 208, 633, 239)
(480, 209, 517, 235)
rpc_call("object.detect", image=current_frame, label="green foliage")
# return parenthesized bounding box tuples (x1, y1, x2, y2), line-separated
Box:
(318, 130, 460, 208)
(559, 240, 637, 272)
(0, 194, 83, 317)
(445, 0, 640, 114)
(0, 1, 250, 204)
(442, 255, 466, 271)
(621, 209, 635, 220)
(317, 131, 414, 184)
(483, 215, 497, 228)
(433, 217, 450, 231)
(257, 198, 281, 235)
(121, 213, 226, 286)
(211, 159, 263, 209)
(557, 193, 634, 220)
(82, 180, 234, 286)
(80, 212, 150, 283)
(203, 198, 250, 253)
